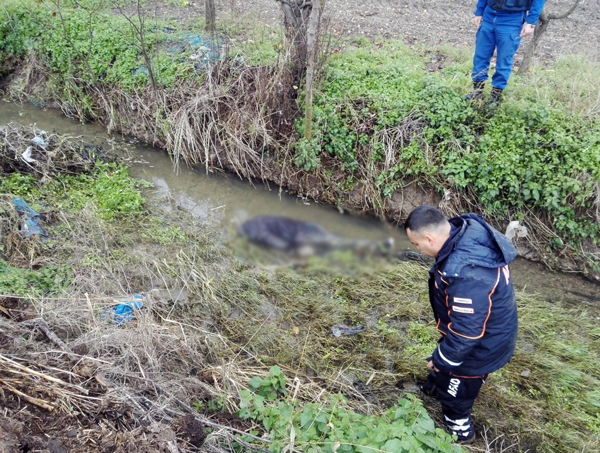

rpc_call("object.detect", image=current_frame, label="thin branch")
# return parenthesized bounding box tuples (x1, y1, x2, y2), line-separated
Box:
(0, 378, 56, 411)
(548, 0, 582, 20)
(0, 353, 89, 394)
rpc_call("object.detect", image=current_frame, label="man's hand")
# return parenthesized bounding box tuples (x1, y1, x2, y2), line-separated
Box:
(520, 23, 535, 37)
(427, 360, 440, 372)
(472, 16, 483, 27)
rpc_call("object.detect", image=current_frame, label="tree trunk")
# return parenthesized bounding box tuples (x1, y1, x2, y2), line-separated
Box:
(517, 11, 549, 75)
(205, 0, 216, 34)
(276, 0, 312, 79)
(517, 0, 582, 75)
(303, 0, 320, 141)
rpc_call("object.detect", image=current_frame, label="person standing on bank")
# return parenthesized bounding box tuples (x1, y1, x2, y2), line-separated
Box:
(405, 206, 518, 442)
(466, 0, 546, 106)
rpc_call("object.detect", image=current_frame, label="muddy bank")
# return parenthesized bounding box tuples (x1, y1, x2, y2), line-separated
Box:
(2, 64, 597, 282)
(1, 0, 598, 281)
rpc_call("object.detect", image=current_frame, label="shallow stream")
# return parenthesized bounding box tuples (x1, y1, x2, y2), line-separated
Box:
(1, 99, 598, 309)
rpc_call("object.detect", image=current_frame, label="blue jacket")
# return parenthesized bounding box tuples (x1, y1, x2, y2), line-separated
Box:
(429, 214, 518, 376)
(475, 0, 545, 25)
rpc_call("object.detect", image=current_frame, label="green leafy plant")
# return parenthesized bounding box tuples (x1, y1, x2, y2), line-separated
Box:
(43, 162, 150, 220)
(293, 137, 321, 172)
(247, 365, 288, 400)
(238, 368, 461, 453)
(193, 396, 225, 413)
(0, 0, 194, 91)
(0, 260, 72, 296)
(442, 106, 600, 243)
(0, 173, 39, 198)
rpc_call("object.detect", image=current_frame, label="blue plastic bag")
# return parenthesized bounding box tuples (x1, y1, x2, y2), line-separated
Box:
(11, 198, 47, 237)
(102, 295, 144, 325)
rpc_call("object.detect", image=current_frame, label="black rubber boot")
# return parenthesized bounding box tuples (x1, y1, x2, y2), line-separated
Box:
(420, 370, 438, 397)
(486, 86, 504, 110)
(465, 81, 485, 101)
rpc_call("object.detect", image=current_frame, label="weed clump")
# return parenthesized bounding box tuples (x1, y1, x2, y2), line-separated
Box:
(0, 124, 598, 450)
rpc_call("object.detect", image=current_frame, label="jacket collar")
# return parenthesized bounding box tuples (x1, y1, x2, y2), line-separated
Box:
(435, 217, 466, 264)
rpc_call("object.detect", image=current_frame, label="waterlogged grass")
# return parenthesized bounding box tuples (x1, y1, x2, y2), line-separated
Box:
(228, 259, 600, 452)
(0, 162, 151, 220)
(480, 293, 600, 451)
(212, 241, 600, 451)
(1, 156, 598, 451)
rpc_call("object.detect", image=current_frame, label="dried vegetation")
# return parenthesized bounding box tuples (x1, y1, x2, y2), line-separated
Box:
(0, 126, 598, 452)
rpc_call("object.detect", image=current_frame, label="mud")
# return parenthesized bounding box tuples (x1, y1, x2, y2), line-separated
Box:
(0, 3, 599, 450)
(197, 0, 600, 62)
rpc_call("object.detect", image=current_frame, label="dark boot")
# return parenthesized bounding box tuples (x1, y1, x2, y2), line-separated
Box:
(420, 370, 438, 397)
(486, 86, 504, 110)
(465, 81, 485, 101)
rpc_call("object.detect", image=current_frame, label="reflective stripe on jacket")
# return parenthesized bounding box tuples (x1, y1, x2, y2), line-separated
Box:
(429, 214, 518, 376)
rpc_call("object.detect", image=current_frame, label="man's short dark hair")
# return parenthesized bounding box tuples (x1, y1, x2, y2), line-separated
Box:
(405, 205, 447, 233)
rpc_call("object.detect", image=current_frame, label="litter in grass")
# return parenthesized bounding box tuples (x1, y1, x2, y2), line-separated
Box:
(11, 198, 47, 238)
(102, 294, 144, 325)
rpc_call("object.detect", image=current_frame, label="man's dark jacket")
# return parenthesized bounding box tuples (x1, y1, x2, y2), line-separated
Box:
(430, 214, 518, 376)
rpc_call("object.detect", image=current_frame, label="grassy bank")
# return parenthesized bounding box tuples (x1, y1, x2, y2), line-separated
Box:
(1, 124, 599, 451)
(1, 0, 599, 279)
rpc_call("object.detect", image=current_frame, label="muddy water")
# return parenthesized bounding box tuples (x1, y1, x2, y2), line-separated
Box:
(0, 100, 406, 245)
(1, 100, 598, 308)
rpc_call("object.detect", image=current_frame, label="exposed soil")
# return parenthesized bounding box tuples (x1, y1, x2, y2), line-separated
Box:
(1, 2, 599, 450)
(202, 0, 599, 63)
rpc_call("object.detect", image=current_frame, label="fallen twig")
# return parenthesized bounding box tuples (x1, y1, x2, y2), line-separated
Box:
(0, 377, 56, 411)
(0, 353, 89, 394)
(20, 317, 80, 361)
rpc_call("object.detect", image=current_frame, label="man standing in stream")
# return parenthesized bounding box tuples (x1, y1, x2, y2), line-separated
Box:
(466, 0, 546, 107)
(404, 206, 518, 442)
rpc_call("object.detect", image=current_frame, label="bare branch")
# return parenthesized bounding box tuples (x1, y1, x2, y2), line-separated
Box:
(548, 0, 582, 20)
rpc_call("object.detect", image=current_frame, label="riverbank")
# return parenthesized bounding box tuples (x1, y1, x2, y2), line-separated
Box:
(1, 0, 599, 282)
(1, 123, 599, 452)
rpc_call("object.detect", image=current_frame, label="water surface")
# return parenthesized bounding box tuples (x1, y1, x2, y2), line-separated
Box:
(1, 100, 598, 308)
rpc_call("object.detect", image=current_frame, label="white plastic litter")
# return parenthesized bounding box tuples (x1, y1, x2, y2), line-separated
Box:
(21, 146, 37, 163)
(505, 220, 528, 240)
(31, 136, 48, 149)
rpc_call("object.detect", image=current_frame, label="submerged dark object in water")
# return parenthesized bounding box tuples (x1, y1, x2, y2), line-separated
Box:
(237, 215, 393, 257)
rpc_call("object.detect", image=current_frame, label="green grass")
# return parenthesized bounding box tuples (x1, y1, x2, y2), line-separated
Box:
(1, 143, 598, 450)
(1, 1, 598, 270)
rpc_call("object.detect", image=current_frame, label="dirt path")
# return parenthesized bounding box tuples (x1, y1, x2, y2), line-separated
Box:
(221, 0, 599, 63)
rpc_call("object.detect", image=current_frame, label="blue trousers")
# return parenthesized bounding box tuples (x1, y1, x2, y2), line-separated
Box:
(472, 18, 523, 90)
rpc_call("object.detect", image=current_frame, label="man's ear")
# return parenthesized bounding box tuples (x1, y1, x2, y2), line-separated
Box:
(422, 232, 435, 245)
